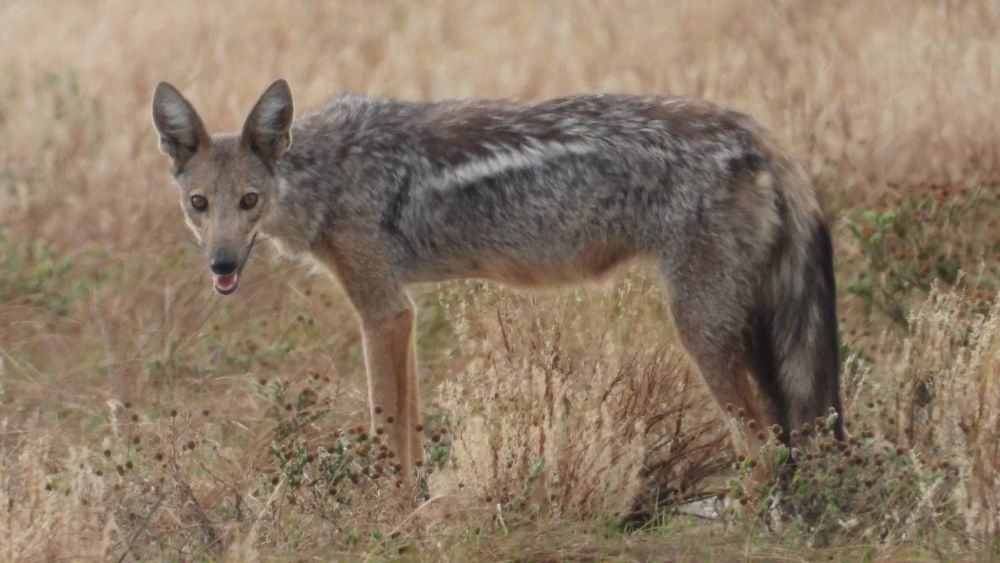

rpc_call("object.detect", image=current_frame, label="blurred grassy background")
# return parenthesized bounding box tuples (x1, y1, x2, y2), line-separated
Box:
(0, 0, 998, 559)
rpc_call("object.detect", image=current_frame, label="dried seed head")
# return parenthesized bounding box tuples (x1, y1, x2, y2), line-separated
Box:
(103, 449, 112, 458)
(374, 406, 383, 415)
(736, 407, 747, 418)
(131, 414, 139, 423)
(169, 409, 178, 418)
(386, 416, 395, 424)
(746, 419, 758, 430)
(415, 424, 424, 432)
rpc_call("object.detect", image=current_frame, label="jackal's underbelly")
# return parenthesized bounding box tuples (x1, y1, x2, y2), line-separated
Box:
(407, 241, 638, 287)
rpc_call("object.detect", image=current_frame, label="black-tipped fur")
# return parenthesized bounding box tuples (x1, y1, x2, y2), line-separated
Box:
(752, 215, 845, 444)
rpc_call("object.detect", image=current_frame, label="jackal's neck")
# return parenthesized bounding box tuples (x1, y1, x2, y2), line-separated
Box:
(260, 162, 329, 257)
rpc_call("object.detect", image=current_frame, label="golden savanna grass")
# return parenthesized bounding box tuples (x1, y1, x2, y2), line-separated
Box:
(1, 0, 998, 560)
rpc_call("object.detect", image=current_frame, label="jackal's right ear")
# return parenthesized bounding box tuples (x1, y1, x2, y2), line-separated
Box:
(151, 82, 211, 174)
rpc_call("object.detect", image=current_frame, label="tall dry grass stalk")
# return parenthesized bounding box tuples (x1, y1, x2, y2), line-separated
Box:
(430, 281, 728, 521)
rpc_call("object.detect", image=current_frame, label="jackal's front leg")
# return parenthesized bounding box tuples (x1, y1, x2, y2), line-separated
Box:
(361, 307, 423, 477)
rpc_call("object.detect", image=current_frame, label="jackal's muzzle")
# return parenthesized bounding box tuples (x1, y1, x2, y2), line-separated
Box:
(210, 232, 257, 295)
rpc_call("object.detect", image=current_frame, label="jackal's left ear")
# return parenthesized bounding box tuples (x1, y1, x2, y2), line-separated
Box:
(241, 79, 294, 169)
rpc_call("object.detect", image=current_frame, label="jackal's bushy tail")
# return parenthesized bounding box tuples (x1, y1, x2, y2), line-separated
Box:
(753, 169, 845, 442)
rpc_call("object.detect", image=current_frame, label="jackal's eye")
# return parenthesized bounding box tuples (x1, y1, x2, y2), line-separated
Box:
(239, 192, 259, 210)
(190, 195, 208, 211)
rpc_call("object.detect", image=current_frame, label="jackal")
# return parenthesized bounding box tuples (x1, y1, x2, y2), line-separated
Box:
(152, 80, 845, 474)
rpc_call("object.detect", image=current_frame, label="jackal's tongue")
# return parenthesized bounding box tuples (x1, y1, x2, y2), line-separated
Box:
(213, 272, 238, 294)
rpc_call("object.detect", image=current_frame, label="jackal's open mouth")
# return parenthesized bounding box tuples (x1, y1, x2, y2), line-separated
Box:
(213, 272, 239, 295)
(211, 233, 257, 296)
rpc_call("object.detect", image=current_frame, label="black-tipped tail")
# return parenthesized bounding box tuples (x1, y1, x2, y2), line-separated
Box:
(752, 217, 845, 443)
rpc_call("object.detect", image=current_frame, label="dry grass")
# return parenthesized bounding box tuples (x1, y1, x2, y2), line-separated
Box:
(1, 0, 999, 560)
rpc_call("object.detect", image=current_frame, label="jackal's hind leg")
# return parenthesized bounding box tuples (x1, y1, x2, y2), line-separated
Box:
(663, 271, 778, 460)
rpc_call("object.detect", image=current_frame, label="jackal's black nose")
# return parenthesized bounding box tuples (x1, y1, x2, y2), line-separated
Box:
(210, 258, 238, 275)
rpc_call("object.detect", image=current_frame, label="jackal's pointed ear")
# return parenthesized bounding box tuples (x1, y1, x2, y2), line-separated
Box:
(241, 79, 294, 169)
(151, 82, 210, 173)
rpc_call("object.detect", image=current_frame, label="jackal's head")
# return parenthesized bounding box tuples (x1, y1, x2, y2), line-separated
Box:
(151, 80, 293, 295)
